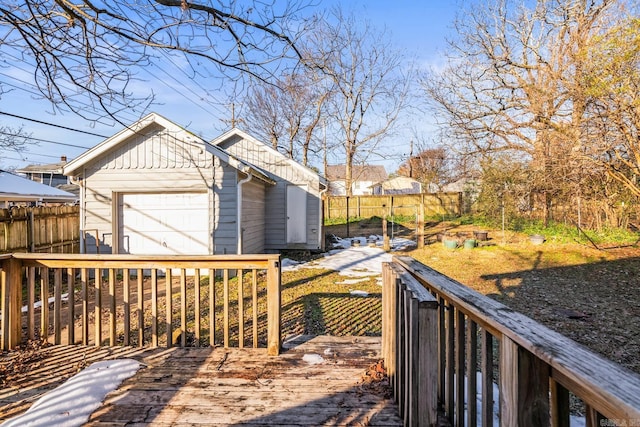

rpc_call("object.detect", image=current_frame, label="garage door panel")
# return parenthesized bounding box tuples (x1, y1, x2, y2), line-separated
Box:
(119, 192, 209, 255)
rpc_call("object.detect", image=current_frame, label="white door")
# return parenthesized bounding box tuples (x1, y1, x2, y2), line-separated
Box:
(287, 185, 307, 244)
(119, 192, 209, 255)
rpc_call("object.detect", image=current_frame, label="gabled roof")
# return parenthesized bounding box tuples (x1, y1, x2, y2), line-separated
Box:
(210, 128, 327, 187)
(63, 113, 274, 185)
(0, 170, 76, 203)
(16, 159, 67, 174)
(326, 164, 387, 182)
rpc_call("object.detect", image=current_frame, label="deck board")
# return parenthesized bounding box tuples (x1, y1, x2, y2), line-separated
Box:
(1, 336, 402, 426)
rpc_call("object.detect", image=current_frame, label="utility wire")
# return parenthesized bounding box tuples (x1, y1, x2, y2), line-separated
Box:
(0, 111, 109, 138)
(0, 130, 93, 149)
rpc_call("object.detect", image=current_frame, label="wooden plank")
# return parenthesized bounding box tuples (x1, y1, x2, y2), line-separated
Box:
(500, 335, 550, 426)
(466, 319, 478, 427)
(123, 269, 130, 346)
(27, 267, 35, 341)
(223, 269, 229, 348)
(94, 268, 101, 346)
(1, 257, 22, 350)
(551, 379, 570, 427)
(81, 268, 88, 345)
(109, 268, 116, 346)
(151, 269, 158, 347)
(417, 295, 439, 426)
(238, 269, 244, 348)
(180, 269, 186, 347)
(165, 268, 172, 348)
(41, 267, 50, 345)
(209, 269, 215, 348)
(446, 300, 454, 420)
(137, 269, 144, 347)
(54, 268, 62, 344)
(252, 269, 258, 348)
(455, 309, 465, 427)
(266, 258, 281, 356)
(481, 329, 494, 427)
(194, 268, 201, 347)
(67, 268, 75, 344)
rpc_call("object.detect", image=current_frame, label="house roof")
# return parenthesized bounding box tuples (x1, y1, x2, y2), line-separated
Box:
(16, 158, 68, 174)
(63, 113, 275, 185)
(210, 128, 327, 187)
(0, 170, 77, 203)
(326, 164, 387, 182)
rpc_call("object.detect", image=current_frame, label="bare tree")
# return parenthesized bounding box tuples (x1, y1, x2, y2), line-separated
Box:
(422, 0, 619, 224)
(242, 68, 330, 166)
(0, 125, 33, 166)
(0, 1, 310, 122)
(306, 8, 411, 196)
(583, 16, 640, 198)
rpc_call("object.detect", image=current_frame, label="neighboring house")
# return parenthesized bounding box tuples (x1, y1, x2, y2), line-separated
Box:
(0, 170, 77, 208)
(326, 164, 387, 196)
(16, 156, 70, 187)
(211, 128, 327, 253)
(371, 176, 422, 195)
(63, 113, 326, 255)
(16, 156, 80, 197)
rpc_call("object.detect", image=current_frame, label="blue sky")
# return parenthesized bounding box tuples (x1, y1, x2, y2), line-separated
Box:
(0, 1, 462, 173)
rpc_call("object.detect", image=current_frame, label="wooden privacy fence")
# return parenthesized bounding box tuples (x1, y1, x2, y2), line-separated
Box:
(324, 193, 462, 220)
(382, 256, 640, 426)
(1, 254, 282, 355)
(0, 206, 80, 253)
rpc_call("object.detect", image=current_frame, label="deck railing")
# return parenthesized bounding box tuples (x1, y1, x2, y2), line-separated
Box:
(1, 253, 282, 355)
(383, 256, 640, 426)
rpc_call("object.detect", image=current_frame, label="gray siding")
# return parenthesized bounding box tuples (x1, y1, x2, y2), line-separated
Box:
(212, 156, 239, 255)
(241, 179, 266, 253)
(80, 126, 216, 254)
(218, 135, 322, 251)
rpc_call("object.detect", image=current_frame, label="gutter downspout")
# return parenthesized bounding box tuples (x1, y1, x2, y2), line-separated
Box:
(69, 173, 85, 253)
(318, 185, 328, 251)
(237, 169, 252, 255)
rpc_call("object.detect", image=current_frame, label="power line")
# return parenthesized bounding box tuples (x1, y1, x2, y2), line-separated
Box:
(0, 111, 109, 138)
(0, 130, 93, 149)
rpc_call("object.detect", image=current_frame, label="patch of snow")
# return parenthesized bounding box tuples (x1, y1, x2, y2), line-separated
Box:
(1, 359, 141, 427)
(281, 258, 301, 272)
(336, 278, 369, 285)
(22, 294, 69, 313)
(349, 290, 369, 297)
(302, 354, 325, 365)
(323, 348, 333, 356)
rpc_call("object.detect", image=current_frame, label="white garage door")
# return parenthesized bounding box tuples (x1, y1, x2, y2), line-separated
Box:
(119, 192, 209, 255)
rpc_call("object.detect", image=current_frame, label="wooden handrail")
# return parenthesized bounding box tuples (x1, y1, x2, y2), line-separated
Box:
(391, 255, 640, 425)
(1, 254, 282, 355)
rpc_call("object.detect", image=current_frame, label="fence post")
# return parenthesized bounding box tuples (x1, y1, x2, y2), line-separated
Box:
(1, 256, 22, 350)
(417, 203, 424, 249)
(266, 257, 281, 356)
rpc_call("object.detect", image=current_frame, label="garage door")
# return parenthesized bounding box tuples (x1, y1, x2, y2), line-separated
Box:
(118, 192, 209, 255)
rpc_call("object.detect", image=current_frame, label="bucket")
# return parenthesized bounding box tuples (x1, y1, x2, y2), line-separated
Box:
(464, 239, 476, 249)
(443, 239, 457, 250)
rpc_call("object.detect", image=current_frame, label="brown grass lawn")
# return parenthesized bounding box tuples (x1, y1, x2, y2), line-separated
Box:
(325, 220, 640, 375)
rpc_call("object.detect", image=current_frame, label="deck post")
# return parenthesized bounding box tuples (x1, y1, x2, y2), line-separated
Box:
(266, 257, 281, 356)
(1, 256, 22, 350)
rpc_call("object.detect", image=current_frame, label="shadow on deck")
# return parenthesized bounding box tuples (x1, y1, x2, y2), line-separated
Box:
(1, 336, 403, 426)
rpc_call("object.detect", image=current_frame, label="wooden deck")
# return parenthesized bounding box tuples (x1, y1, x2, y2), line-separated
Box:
(1, 336, 403, 426)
